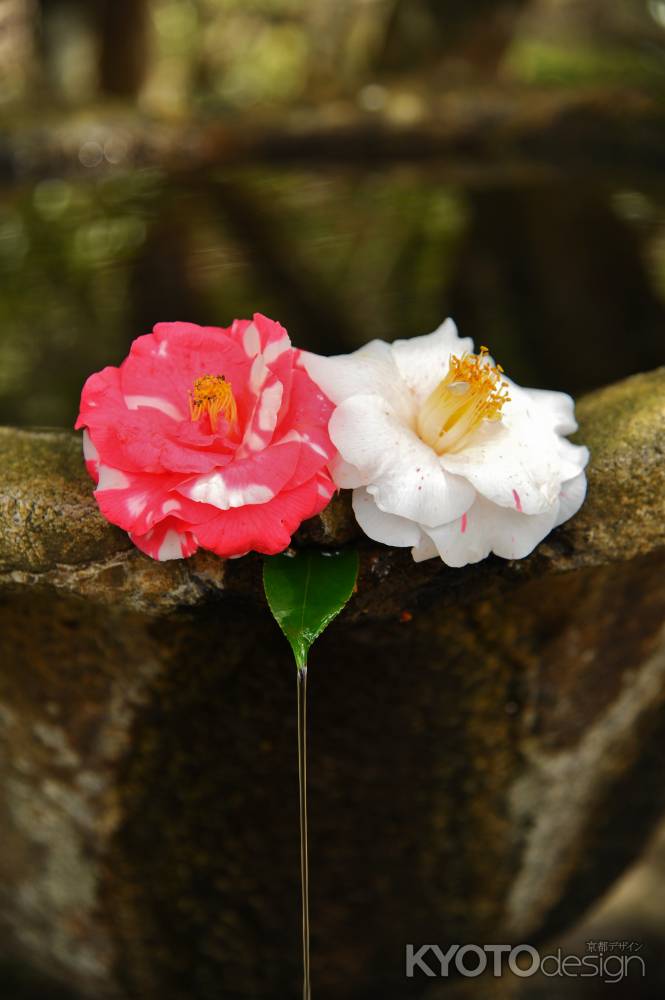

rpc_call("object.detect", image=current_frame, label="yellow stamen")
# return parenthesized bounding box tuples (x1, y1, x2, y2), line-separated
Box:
(189, 374, 237, 431)
(416, 346, 510, 454)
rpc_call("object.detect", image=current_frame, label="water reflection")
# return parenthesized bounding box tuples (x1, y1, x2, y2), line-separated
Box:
(0, 165, 663, 427)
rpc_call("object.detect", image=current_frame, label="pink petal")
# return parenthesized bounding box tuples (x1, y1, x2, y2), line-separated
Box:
(233, 313, 290, 359)
(130, 517, 198, 561)
(77, 340, 244, 475)
(82, 429, 100, 484)
(177, 439, 301, 511)
(94, 465, 190, 535)
(190, 470, 335, 557)
(76, 365, 225, 474)
(274, 368, 336, 490)
(239, 369, 284, 454)
(125, 323, 255, 421)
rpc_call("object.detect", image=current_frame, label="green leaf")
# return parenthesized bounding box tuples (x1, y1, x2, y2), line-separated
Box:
(263, 549, 359, 670)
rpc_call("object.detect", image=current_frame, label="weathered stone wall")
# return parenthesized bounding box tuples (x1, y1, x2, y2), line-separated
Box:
(0, 368, 663, 999)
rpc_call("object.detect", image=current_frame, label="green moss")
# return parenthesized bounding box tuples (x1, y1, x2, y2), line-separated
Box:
(564, 367, 665, 565)
(0, 427, 129, 572)
(575, 366, 665, 458)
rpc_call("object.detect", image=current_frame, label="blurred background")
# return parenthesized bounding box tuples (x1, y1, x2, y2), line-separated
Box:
(0, 2, 665, 998)
(0, 0, 664, 428)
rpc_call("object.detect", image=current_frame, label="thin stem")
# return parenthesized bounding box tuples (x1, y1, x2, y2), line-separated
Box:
(297, 666, 311, 1000)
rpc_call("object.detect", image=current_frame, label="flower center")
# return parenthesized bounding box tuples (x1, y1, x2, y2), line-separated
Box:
(189, 374, 237, 431)
(416, 347, 510, 454)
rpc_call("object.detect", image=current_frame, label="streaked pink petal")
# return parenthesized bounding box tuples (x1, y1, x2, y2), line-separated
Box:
(239, 369, 284, 453)
(191, 470, 335, 557)
(130, 517, 198, 561)
(273, 365, 335, 489)
(77, 314, 336, 562)
(178, 440, 301, 510)
(94, 465, 189, 535)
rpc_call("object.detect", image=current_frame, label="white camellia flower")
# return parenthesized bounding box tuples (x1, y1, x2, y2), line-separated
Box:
(303, 320, 589, 566)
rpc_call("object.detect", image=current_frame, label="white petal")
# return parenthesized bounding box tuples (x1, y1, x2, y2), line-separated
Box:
(302, 341, 412, 421)
(352, 488, 422, 547)
(554, 470, 587, 527)
(424, 493, 559, 568)
(328, 394, 414, 480)
(439, 383, 588, 515)
(521, 387, 578, 435)
(557, 438, 590, 483)
(368, 460, 474, 529)
(411, 533, 439, 562)
(330, 394, 475, 527)
(329, 454, 366, 489)
(390, 318, 473, 405)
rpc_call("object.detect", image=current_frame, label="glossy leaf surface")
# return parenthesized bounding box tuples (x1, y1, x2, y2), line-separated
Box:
(263, 549, 359, 670)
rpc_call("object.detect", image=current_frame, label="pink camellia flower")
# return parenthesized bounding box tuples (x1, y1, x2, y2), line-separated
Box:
(75, 315, 336, 560)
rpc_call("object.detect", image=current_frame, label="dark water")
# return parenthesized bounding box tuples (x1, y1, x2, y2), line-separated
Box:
(0, 165, 663, 429)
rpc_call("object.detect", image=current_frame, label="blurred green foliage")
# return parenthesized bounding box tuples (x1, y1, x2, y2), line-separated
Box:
(507, 40, 665, 89)
(3, 0, 662, 114)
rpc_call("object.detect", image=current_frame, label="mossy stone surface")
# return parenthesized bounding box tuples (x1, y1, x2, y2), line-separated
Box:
(0, 367, 663, 614)
(566, 367, 665, 564)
